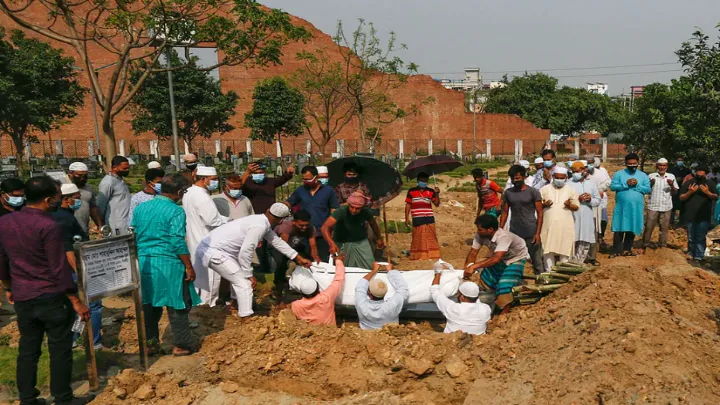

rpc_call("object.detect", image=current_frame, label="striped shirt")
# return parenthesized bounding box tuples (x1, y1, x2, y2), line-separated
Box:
(405, 187, 437, 226)
(647, 172, 678, 212)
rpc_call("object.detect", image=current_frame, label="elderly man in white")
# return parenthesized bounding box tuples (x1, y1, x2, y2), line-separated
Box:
(642, 158, 679, 250)
(195, 203, 312, 318)
(182, 165, 229, 306)
(430, 269, 492, 335)
(354, 262, 409, 330)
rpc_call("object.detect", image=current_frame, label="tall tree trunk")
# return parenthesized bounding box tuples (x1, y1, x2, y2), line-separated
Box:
(10, 134, 26, 176)
(357, 112, 367, 152)
(102, 117, 117, 169)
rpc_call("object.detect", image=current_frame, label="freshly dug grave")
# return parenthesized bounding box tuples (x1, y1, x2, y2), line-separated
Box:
(92, 248, 720, 404)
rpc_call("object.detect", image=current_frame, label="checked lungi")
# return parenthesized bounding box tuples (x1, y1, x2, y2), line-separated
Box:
(480, 259, 526, 296)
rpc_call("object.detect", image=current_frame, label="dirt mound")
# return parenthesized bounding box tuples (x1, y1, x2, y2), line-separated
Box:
(91, 248, 720, 404)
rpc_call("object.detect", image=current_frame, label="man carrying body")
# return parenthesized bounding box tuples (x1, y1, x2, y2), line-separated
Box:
(322, 191, 385, 269)
(69, 162, 104, 235)
(472, 168, 502, 217)
(464, 214, 529, 311)
(290, 255, 346, 326)
(97, 156, 131, 236)
(183, 165, 229, 306)
(133, 174, 201, 356)
(643, 158, 679, 250)
(128, 168, 165, 227)
(195, 203, 311, 319)
(287, 166, 339, 260)
(431, 272, 491, 335)
(500, 165, 544, 274)
(610, 153, 651, 258)
(0, 178, 25, 217)
(679, 166, 718, 262)
(0, 176, 92, 405)
(539, 167, 580, 269)
(274, 209, 321, 297)
(355, 262, 409, 330)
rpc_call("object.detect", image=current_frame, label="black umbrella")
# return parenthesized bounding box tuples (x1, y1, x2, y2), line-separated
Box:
(326, 156, 403, 208)
(402, 155, 463, 180)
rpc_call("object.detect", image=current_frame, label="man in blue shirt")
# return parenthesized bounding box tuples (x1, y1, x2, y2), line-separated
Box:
(286, 166, 339, 261)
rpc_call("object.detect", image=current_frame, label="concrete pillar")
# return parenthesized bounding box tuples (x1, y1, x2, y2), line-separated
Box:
(118, 140, 125, 157)
(246, 139, 252, 155)
(428, 139, 433, 155)
(306, 140, 312, 154)
(183, 141, 190, 155)
(339, 140, 345, 157)
(514, 139, 521, 162)
(601, 138, 608, 161)
(276, 140, 282, 158)
(149, 140, 158, 158)
(24, 140, 32, 161)
(457, 139, 463, 157)
(574, 139, 580, 156)
(215, 140, 222, 155)
(486, 139, 492, 160)
(399, 139, 404, 158)
(87, 141, 95, 157)
(519, 140, 524, 160)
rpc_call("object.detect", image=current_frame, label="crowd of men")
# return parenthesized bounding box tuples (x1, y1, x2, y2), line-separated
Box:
(0, 150, 718, 404)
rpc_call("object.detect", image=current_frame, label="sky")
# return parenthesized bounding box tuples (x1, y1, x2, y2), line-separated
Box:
(260, 0, 720, 95)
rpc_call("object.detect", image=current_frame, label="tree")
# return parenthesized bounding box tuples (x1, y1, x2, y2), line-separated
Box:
(245, 76, 306, 158)
(292, 50, 355, 157)
(485, 73, 557, 130)
(334, 19, 431, 151)
(0, 28, 85, 172)
(0, 0, 309, 162)
(128, 50, 238, 152)
(623, 83, 676, 165)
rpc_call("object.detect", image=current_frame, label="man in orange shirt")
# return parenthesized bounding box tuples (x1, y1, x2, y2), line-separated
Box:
(290, 255, 346, 326)
(473, 168, 502, 217)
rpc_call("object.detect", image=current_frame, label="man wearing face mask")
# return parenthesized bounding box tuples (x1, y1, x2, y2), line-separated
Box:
(335, 163, 372, 206)
(584, 157, 611, 249)
(180, 153, 198, 184)
(68, 162, 104, 235)
(52, 184, 104, 351)
(286, 166, 339, 261)
(97, 156, 132, 236)
(539, 167, 580, 270)
(213, 175, 254, 220)
(679, 166, 718, 262)
(568, 161, 601, 264)
(317, 166, 330, 186)
(0, 178, 25, 217)
(532, 149, 557, 190)
(183, 165, 229, 307)
(609, 153, 651, 258)
(643, 158, 679, 251)
(404, 172, 441, 260)
(127, 168, 165, 227)
(499, 165, 544, 274)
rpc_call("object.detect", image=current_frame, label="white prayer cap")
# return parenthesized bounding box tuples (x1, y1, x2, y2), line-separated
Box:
(68, 162, 88, 172)
(147, 161, 161, 169)
(691, 162, 699, 168)
(580, 160, 588, 167)
(269, 202, 291, 218)
(534, 157, 544, 164)
(368, 278, 388, 298)
(552, 166, 569, 175)
(459, 281, 480, 298)
(556, 162, 567, 169)
(297, 277, 318, 295)
(519, 160, 530, 169)
(593, 157, 601, 165)
(317, 166, 328, 174)
(657, 158, 669, 164)
(61, 183, 80, 195)
(183, 154, 197, 162)
(126, 157, 136, 166)
(196, 165, 217, 176)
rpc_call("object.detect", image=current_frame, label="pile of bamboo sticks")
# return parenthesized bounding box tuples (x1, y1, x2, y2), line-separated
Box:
(513, 262, 587, 305)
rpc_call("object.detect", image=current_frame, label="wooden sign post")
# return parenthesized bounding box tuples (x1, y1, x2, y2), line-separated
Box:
(73, 233, 148, 390)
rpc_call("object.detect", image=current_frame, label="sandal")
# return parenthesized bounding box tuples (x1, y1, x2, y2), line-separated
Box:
(608, 254, 619, 259)
(172, 347, 192, 357)
(623, 251, 638, 257)
(587, 260, 601, 266)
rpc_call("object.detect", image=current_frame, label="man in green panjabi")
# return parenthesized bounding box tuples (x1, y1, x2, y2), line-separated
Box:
(131, 173, 200, 356)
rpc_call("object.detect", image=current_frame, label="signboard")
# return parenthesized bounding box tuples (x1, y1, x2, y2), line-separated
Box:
(44, 169, 71, 185)
(74, 234, 148, 389)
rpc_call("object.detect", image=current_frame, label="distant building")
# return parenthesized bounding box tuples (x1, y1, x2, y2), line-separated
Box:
(587, 82, 609, 95)
(436, 68, 482, 91)
(484, 81, 506, 90)
(630, 86, 644, 98)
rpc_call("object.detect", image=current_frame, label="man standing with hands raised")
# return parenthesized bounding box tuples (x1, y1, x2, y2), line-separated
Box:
(643, 158, 679, 250)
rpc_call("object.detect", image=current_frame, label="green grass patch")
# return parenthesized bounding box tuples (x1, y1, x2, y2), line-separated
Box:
(379, 220, 412, 234)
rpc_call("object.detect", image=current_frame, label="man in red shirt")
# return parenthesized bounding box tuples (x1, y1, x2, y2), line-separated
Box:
(473, 168, 502, 217)
(404, 172, 441, 260)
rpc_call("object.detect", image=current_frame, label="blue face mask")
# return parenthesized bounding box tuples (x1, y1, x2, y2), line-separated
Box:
(228, 189, 242, 198)
(153, 183, 163, 194)
(418, 181, 428, 188)
(676, 161, 685, 167)
(543, 160, 554, 168)
(4, 194, 24, 207)
(208, 180, 219, 191)
(252, 174, 265, 183)
(587, 164, 595, 171)
(318, 178, 329, 186)
(70, 198, 82, 211)
(572, 172, 584, 182)
(553, 179, 567, 188)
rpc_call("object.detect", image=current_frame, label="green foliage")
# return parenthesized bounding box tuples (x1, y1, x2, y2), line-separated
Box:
(625, 25, 720, 163)
(485, 72, 626, 136)
(0, 29, 86, 169)
(379, 220, 411, 234)
(245, 76, 306, 145)
(129, 50, 239, 150)
(0, 334, 10, 347)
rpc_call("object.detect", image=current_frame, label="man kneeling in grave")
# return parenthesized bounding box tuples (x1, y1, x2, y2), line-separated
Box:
(463, 214, 529, 312)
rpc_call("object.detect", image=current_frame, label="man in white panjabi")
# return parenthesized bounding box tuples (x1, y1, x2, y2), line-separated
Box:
(182, 165, 229, 306)
(195, 203, 312, 318)
(568, 161, 601, 264)
(539, 167, 580, 270)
